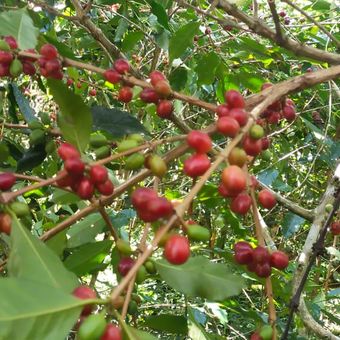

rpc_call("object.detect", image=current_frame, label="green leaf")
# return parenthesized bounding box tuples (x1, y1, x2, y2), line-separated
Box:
(50, 188, 80, 205)
(92, 105, 148, 137)
(143, 314, 188, 334)
(9, 83, 36, 122)
(122, 324, 158, 340)
(169, 67, 188, 91)
(16, 145, 47, 172)
(282, 212, 306, 238)
(64, 240, 113, 276)
(0, 278, 83, 340)
(8, 213, 78, 292)
(196, 52, 220, 85)
(155, 256, 245, 300)
(122, 31, 144, 52)
(48, 79, 92, 152)
(0, 8, 39, 49)
(148, 0, 170, 30)
(169, 22, 199, 62)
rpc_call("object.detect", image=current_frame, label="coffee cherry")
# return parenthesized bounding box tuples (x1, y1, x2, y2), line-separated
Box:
(147, 154, 168, 178)
(228, 147, 247, 167)
(117, 139, 139, 153)
(40, 44, 58, 60)
(131, 187, 158, 210)
(234, 248, 253, 265)
(261, 137, 270, 150)
(234, 241, 253, 252)
(221, 166, 246, 194)
(216, 104, 230, 117)
(94, 146, 111, 159)
(267, 111, 281, 125)
(58, 143, 80, 160)
(103, 69, 121, 83)
(114, 59, 130, 74)
(164, 235, 190, 265)
(255, 262, 272, 278)
(258, 189, 276, 209)
(90, 134, 108, 148)
(270, 251, 289, 270)
(217, 117, 240, 137)
(65, 158, 85, 176)
(77, 177, 94, 199)
(218, 183, 236, 198)
(279, 11, 286, 17)
(250, 331, 262, 340)
(45, 59, 61, 73)
(242, 135, 262, 156)
(29, 129, 46, 146)
(249, 124, 264, 140)
(0, 63, 10, 77)
(253, 246, 270, 264)
(101, 324, 122, 340)
(96, 179, 114, 196)
(259, 325, 273, 340)
(150, 70, 166, 86)
(229, 108, 248, 126)
(205, 27, 212, 35)
(89, 88, 97, 97)
(154, 80, 171, 97)
(72, 285, 97, 316)
(145, 260, 157, 274)
(118, 257, 135, 276)
(116, 239, 133, 255)
(144, 197, 173, 221)
(282, 105, 296, 121)
(127, 300, 138, 315)
(140, 88, 160, 103)
(9, 59, 23, 77)
(66, 78, 74, 86)
(0, 213, 12, 235)
(186, 131, 212, 154)
(0, 172, 16, 191)
(187, 224, 211, 242)
(118, 86, 133, 103)
(4, 36, 18, 49)
(0, 40, 10, 51)
(125, 153, 145, 170)
(230, 193, 252, 215)
(0, 51, 13, 64)
(224, 90, 245, 109)
(330, 221, 340, 235)
(56, 171, 74, 188)
(22, 62, 36, 75)
(89, 165, 108, 184)
(183, 153, 211, 178)
(136, 265, 147, 284)
(157, 100, 173, 119)
(78, 314, 106, 340)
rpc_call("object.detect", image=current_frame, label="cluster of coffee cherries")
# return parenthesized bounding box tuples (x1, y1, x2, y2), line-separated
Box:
(0, 173, 16, 235)
(72, 285, 122, 339)
(234, 241, 289, 278)
(56, 143, 114, 199)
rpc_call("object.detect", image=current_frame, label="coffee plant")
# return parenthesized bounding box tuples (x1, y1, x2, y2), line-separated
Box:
(0, 0, 339, 339)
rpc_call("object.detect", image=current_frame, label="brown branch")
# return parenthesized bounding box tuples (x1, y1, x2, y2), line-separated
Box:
(267, 0, 283, 44)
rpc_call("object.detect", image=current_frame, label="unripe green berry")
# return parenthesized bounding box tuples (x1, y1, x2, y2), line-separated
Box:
(94, 146, 111, 159)
(144, 260, 157, 274)
(128, 134, 144, 144)
(127, 300, 138, 315)
(325, 203, 333, 213)
(90, 134, 108, 148)
(9, 59, 23, 77)
(187, 224, 211, 242)
(28, 120, 44, 130)
(146, 154, 167, 178)
(261, 150, 272, 161)
(125, 153, 145, 170)
(116, 239, 133, 255)
(259, 325, 273, 340)
(45, 140, 56, 154)
(78, 314, 106, 340)
(249, 124, 265, 140)
(10, 202, 30, 217)
(136, 265, 147, 284)
(29, 129, 46, 146)
(117, 139, 139, 153)
(0, 40, 11, 51)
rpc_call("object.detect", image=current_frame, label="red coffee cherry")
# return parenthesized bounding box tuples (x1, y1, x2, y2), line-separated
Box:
(146, 197, 173, 220)
(103, 69, 121, 84)
(242, 135, 263, 156)
(253, 246, 270, 264)
(228, 147, 247, 167)
(57, 143, 80, 161)
(250, 175, 259, 189)
(89, 88, 97, 97)
(4, 36, 18, 49)
(118, 257, 135, 276)
(234, 241, 253, 252)
(154, 80, 171, 97)
(114, 59, 130, 74)
(164, 235, 190, 265)
(234, 249, 253, 265)
(255, 262, 272, 278)
(40, 44, 58, 60)
(0, 172, 16, 191)
(261, 137, 270, 150)
(267, 111, 281, 125)
(77, 177, 95, 199)
(96, 179, 114, 196)
(66, 78, 74, 86)
(261, 83, 273, 91)
(224, 90, 245, 109)
(186, 131, 212, 154)
(140, 88, 160, 103)
(216, 104, 230, 117)
(285, 98, 295, 106)
(89, 165, 108, 184)
(230, 193, 252, 215)
(0, 51, 14, 64)
(217, 116, 240, 137)
(56, 171, 74, 188)
(0, 212, 12, 235)
(72, 285, 97, 316)
(0, 63, 10, 77)
(330, 221, 340, 235)
(221, 165, 246, 194)
(270, 251, 289, 270)
(23, 62, 36, 75)
(279, 11, 286, 17)
(250, 331, 262, 340)
(101, 324, 122, 340)
(229, 108, 248, 126)
(45, 59, 61, 73)
(150, 70, 166, 86)
(218, 183, 237, 198)
(118, 86, 133, 103)
(157, 100, 173, 119)
(258, 189, 276, 209)
(64, 158, 85, 176)
(183, 153, 211, 178)
(131, 187, 158, 210)
(282, 105, 296, 122)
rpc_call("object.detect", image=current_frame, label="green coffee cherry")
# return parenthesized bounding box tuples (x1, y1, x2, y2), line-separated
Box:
(0, 40, 10, 51)
(94, 146, 111, 159)
(131, 294, 142, 304)
(90, 134, 108, 148)
(325, 203, 333, 213)
(144, 260, 157, 274)
(136, 265, 147, 284)
(10, 202, 30, 217)
(249, 124, 265, 140)
(29, 129, 46, 146)
(261, 150, 272, 161)
(78, 314, 106, 340)
(128, 134, 144, 144)
(259, 325, 273, 340)
(28, 120, 44, 130)
(147, 155, 167, 178)
(39, 112, 51, 125)
(125, 153, 145, 170)
(116, 239, 133, 255)
(127, 300, 138, 315)
(0, 142, 10, 163)
(187, 224, 211, 242)
(9, 59, 23, 77)
(117, 139, 139, 153)
(45, 140, 56, 154)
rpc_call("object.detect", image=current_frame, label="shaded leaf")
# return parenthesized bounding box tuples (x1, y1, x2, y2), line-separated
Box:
(143, 314, 188, 334)
(122, 324, 158, 340)
(169, 67, 188, 91)
(122, 31, 144, 52)
(196, 52, 220, 85)
(16, 144, 46, 172)
(9, 83, 36, 122)
(148, 0, 170, 30)
(282, 212, 305, 238)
